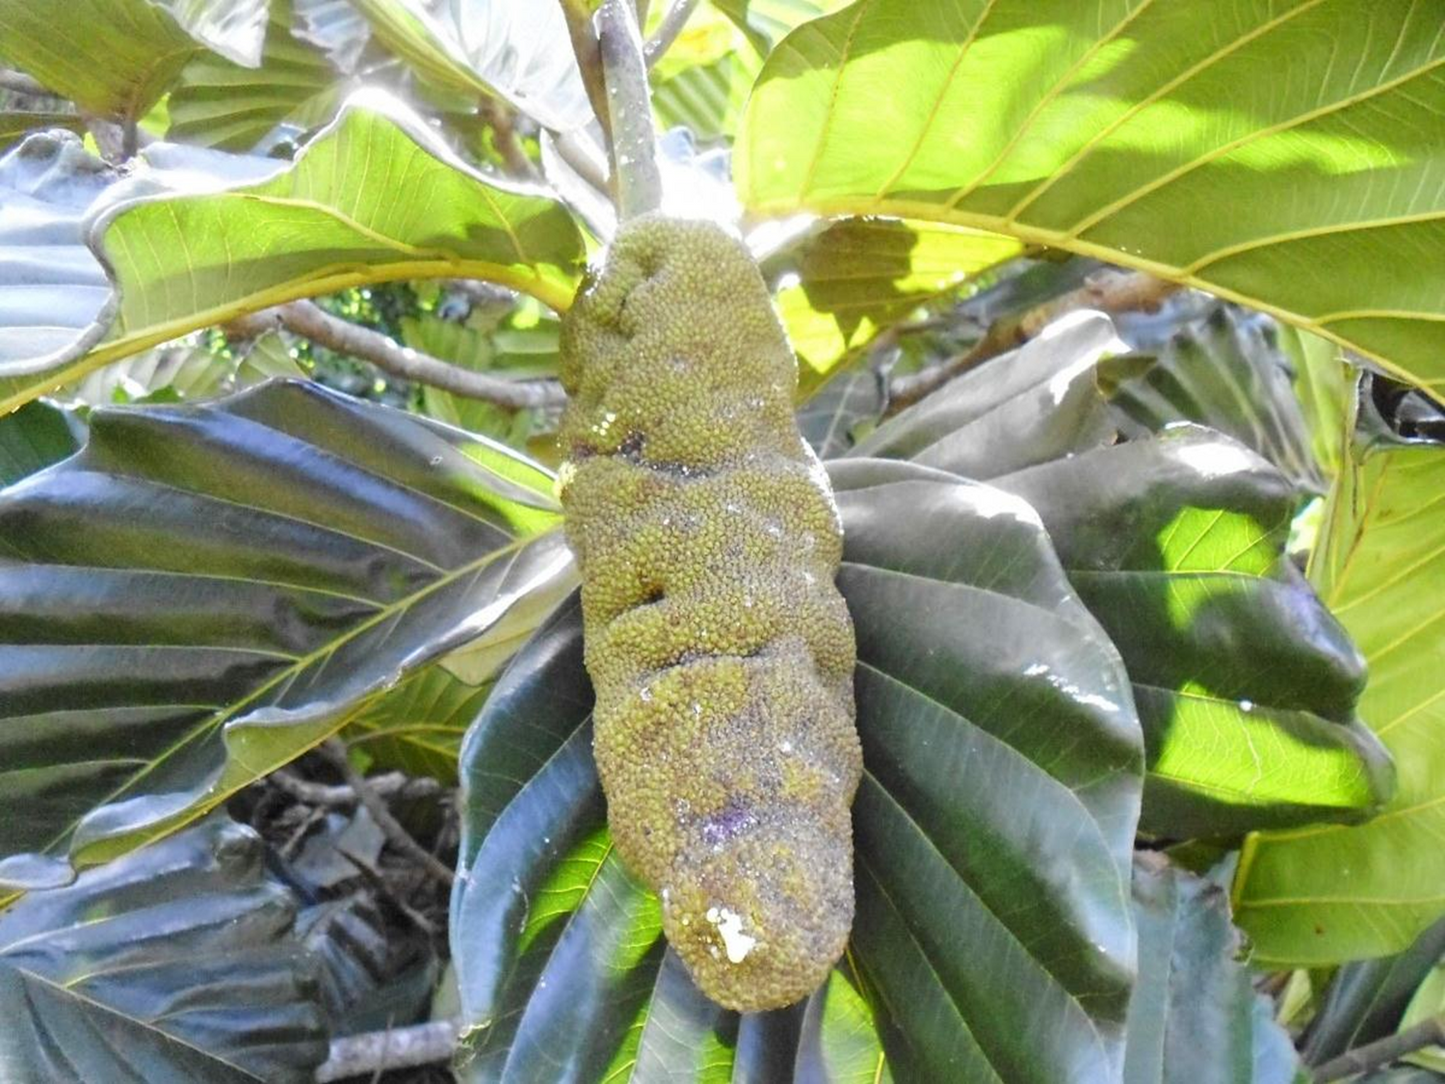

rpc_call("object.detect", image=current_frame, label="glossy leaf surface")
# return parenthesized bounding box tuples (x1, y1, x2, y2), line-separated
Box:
(0, 380, 569, 871)
(1236, 399, 1445, 965)
(452, 460, 1143, 1082)
(0, 818, 326, 1083)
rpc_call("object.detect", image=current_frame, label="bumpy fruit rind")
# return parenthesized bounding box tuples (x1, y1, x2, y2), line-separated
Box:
(557, 214, 861, 1011)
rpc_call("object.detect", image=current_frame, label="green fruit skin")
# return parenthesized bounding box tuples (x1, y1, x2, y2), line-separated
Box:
(557, 214, 861, 1012)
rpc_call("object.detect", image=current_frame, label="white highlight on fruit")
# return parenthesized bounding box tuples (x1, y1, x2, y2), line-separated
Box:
(705, 906, 757, 964)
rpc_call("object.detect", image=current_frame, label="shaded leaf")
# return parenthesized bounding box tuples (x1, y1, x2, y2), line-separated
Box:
(67, 336, 304, 406)
(998, 427, 1393, 837)
(1303, 913, 1445, 1066)
(798, 364, 883, 460)
(0, 0, 199, 120)
(1235, 390, 1445, 965)
(0, 400, 80, 485)
(854, 309, 1126, 477)
(1123, 855, 1300, 1084)
(353, 0, 592, 131)
(738, 0, 1445, 395)
(0, 91, 583, 414)
(0, 817, 327, 1082)
(775, 217, 1022, 380)
(1112, 299, 1325, 492)
(0, 111, 84, 152)
(168, 0, 343, 151)
(170, 0, 270, 67)
(0, 379, 568, 872)
(344, 664, 494, 786)
(452, 459, 1144, 1083)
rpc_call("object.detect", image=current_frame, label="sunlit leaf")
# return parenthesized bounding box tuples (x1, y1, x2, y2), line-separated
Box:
(738, 0, 1445, 395)
(352, 0, 592, 131)
(0, 91, 583, 414)
(1235, 389, 1445, 965)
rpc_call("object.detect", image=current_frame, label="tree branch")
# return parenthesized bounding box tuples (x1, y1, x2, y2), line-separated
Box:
(558, 0, 613, 146)
(314, 1018, 460, 1083)
(644, 0, 701, 67)
(227, 300, 565, 410)
(320, 740, 456, 888)
(268, 767, 441, 808)
(1313, 1014, 1445, 1082)
(597, 0, 662, 220)
(886, 269, 1182, 414)
(0, 68, 47, 96)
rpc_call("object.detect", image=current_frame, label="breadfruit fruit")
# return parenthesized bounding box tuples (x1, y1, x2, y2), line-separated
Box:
(557, 214, 861, 1012)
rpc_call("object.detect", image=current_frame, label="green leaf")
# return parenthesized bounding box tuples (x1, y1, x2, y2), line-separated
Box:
(1302, 913, 1445, 1065)
(0, 400, 80, 485)
(774, 217, 1023, 379)
(1111, 301, 1325, 492)
(737, 0, 1445, 395)
(853, 309, 1125, 477)
(0, 0, 199, 120)
(167, 0, 343, 151)
(0, 111, 84, 152)
(1235, 393, 1445, 965)
(1000, 427, 1393, 837)
(67, 335, 305, 406)
(799, 364, 883, 459)
(168, 0, 270, 67)
(452, 460, 1143, 1082)
(713, 0, 852, 53)
(344, 664, 493, 786)
(0, 817, 326, 1082)
(0, 379, 570, 872)
(0, 92, 583, 414)
(352, 0, 591, 131)
(793, 969, 891, 1083)
(858, 320, 1393, 836)
(1123, 855, 1301, 1084)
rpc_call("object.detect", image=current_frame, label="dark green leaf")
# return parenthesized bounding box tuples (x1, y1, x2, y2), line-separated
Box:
(1235, 393, 1445, 964)
(1304, 913, 1445, 1066)
(1123, 855, 1300, 1084)
(0, 400, 80, 485)
(453, 460, 1143, 1082)
(999, 427, 1392, 837)
(0, 817, 326, 1082)
(0, 379, 569, 872)
(860, 323, 1393, 836)
(1111, 300, 1324, 492)
(854, 310, 1126, 477)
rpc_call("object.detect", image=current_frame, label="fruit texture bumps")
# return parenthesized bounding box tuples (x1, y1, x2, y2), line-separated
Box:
(556, 214, 861, 1011)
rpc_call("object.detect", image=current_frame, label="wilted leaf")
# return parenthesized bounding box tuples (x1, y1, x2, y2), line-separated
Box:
(0, 817, 326, 1083)
(738, 1, 1445, 396)
(0, 379, 569, 872)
